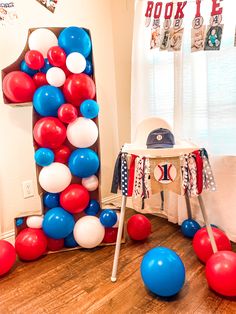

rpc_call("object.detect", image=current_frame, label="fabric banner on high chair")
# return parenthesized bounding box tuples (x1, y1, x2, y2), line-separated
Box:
(149, 156, 182, 195)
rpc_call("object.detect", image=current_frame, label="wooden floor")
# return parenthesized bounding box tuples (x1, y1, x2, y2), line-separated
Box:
(0, 209, 236, 314)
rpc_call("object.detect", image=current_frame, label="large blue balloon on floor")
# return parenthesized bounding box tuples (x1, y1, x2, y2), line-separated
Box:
(34, 148, 54, 167)
(43, 193, 60, 209)
(68, 148, 99, 178)
(181, 219, 201, 238)
(64, 232, 78, 248)
(58, 26, 92, 57)
(42, 207, 75, 239)
(33, 85, 65, 117)
(20, 60, 38, 76)
(141, 247, 185, 297)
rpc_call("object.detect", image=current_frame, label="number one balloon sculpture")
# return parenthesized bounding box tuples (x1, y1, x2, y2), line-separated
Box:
(2, 27, 120, 263)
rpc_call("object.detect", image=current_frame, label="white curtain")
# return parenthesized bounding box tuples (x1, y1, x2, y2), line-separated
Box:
(131, 0, 236, 241)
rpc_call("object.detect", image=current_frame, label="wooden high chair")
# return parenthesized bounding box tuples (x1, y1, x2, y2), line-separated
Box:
(111, 117, 218, 282)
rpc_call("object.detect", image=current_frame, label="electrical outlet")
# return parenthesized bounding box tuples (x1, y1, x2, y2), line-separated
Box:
(22, 180, 34, 199)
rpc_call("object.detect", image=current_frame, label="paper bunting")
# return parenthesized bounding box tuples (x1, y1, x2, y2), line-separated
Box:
(36, 0, 58, 13)
(0, 1, 18, 26)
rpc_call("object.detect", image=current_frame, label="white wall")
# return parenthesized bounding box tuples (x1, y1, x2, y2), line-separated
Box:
(0, 0, 125, 239)
(111, 0, 134, 146)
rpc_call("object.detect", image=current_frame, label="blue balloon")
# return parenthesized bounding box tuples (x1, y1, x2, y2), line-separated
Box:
(33, 85, 65, 117)
(100, 209, 117, 227)
(58, 26, 92, 57)
(68, 148, 99, 178)
(20, 60, 38, 76)
(16, 218, 24, 227)
(85, 200, 100, 216)
(64, 232, 78, 248)
(42, 207, 75, 239)
(43, 193, 60, 209)
(181, 219, 201, 238)
(34, 148, 54, 167)
(84, 60, 93, 75)
(40, 58, 52, 73)
(80, 100, 99, 119)
(141, 247, 185, 297)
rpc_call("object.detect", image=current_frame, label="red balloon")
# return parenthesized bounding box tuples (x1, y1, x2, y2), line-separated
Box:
(47, 46, 66, 67)
(54, 145, 71, 164)
(15, 228, 47, 261)
(103, 228, 118, 243)
(193, 227, 232, 264)
(206, 251, 236, 296)
(2, 71, 36, 103)
(58, 103, 78, 124)
(60, 184, 90, 214)
(63, 74, 96, 106)
(25, 50, 45, 70)
(47, 237, 64, 251)
(33, 72, 48, 87)
(0, 240, 16, 275)
(33, 117, 67, 149)
(127, 214, 151, 241)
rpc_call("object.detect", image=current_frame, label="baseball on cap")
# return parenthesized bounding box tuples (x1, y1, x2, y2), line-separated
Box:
(146, 128, 175, 149)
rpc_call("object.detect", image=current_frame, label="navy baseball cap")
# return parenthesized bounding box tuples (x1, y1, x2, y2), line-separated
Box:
(146, 128, 175, 149)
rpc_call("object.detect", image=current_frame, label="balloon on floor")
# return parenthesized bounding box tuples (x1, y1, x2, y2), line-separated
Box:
(141, 247, 185, 297)
(193, 227, 232, 264)
(206, 251, 236, 297)
(0, 240, 16, 276)
(181, 219, 201, 238)
(127, 214, 151, 241)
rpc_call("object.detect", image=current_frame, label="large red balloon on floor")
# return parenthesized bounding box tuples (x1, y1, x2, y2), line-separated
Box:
(63, 74, 96, 106)
(60, 184, 90, 214)
(2, 71, 36, 103)
(33, 117, 67, 149)
(206, 251, 236, 297)
(0, 240, 16, 276)
(47, 237, 64, 251)
(127, 214, 152, 241)
(15, 228, 47, 261)
(103, 228, 118, 243)
(193, 227, 232, 264)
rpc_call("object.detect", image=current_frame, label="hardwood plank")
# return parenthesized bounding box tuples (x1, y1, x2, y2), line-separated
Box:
(0, 208, 235, 314)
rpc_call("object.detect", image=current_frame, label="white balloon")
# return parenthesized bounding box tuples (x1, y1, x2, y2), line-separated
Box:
(39, 162, 72, 193)
(82, 175, 99, 191)
(66, 52, 86, 74)
(26, 216, 44, 229)
(113, 212, 120, 228)
(73, 216, 105, 248)
(46, 67, 66, 87)
(67, 117, 98, 148)
(28, 28, 58, 57)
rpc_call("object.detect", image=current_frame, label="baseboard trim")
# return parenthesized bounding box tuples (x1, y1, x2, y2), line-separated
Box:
(0, 229, 15, 244)
(102, 194, 121, 206)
